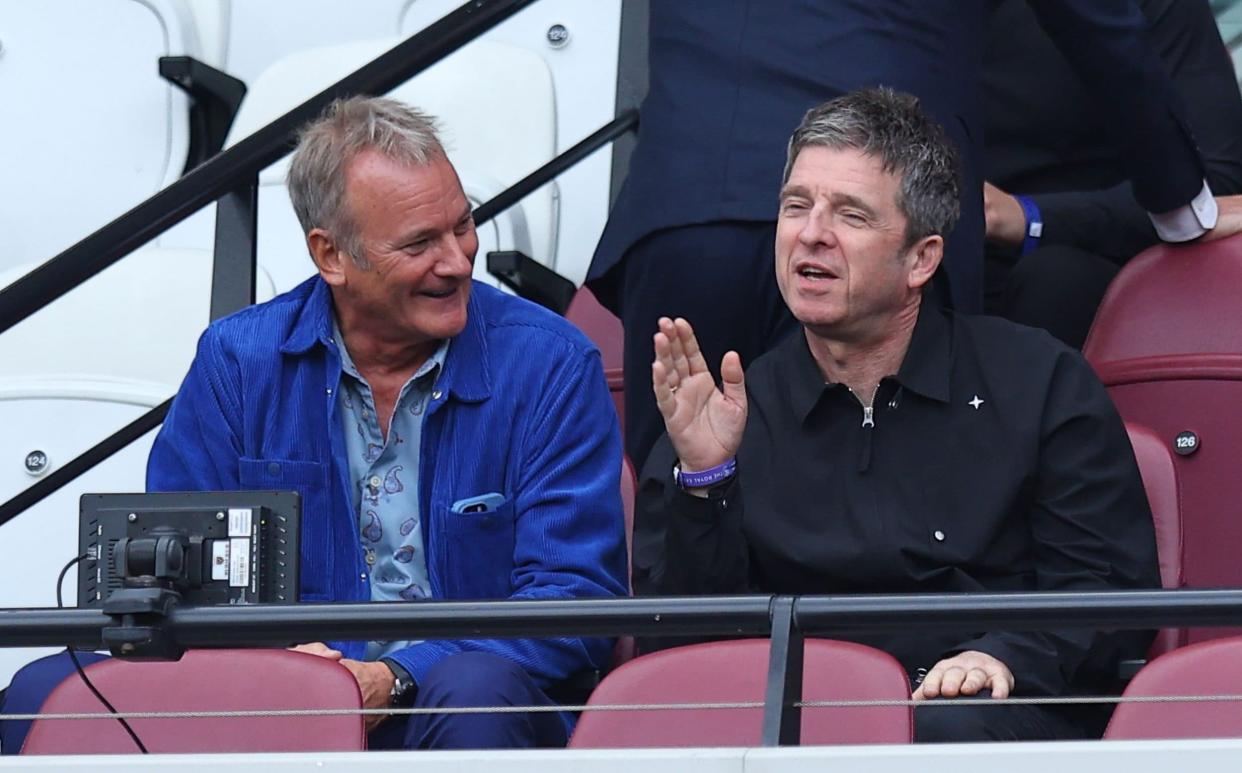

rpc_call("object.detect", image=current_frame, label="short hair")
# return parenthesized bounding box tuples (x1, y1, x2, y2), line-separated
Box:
(783, 87, 960, 247)
(287, 96, 445, 264)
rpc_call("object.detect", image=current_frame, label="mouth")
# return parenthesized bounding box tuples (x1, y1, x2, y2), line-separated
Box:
(419, 285, 460, 299)
(793, 261, 840, 281)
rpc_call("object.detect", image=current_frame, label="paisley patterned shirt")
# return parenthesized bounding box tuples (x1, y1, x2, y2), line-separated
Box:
(335, 323, 447, 660)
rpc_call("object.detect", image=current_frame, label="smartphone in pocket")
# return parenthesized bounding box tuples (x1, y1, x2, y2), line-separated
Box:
(450, 492, 506, 514)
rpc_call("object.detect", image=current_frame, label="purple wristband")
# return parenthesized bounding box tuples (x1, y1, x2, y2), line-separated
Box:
(673, 458, 738, 490)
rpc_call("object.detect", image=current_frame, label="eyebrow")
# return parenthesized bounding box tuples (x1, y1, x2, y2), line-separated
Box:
(779, 184, 812, 202)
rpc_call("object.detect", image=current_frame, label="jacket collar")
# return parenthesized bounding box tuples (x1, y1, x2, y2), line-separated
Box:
(280, 277, 492, 403)
(783, 299, 952, 423)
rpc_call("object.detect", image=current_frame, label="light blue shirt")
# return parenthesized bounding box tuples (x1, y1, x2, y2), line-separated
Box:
(335, 323, 447, 660)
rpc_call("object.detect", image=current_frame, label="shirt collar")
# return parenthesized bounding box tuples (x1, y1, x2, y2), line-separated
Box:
(892, 300, 952, 404)
(280, 277, 492, 403)
(780, 299, 953, 423)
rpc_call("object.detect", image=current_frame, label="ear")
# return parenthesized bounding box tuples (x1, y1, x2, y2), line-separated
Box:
(307, 228, 347, 287)
(905, 234, 943, 291)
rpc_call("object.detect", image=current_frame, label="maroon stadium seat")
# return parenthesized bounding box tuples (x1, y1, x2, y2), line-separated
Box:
(570, 638, 912, 747)
(610, 455, 638, 669)
(22, 649, 365, 754)
(565, 286, 625, 428)
(1105, 635, 1242, 739)
(1085, 234, 1242, 644)
(1126, 422, 1186, 656)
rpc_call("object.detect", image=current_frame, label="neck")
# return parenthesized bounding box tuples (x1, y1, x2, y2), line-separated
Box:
(335, 309, 437, 382)
(805, 297, 921, 403)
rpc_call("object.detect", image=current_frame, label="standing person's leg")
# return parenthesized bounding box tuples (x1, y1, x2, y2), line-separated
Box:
(1, 650, 110, 754)
(1002, 244, 1120, 349)
(368, 652, 568, 750)
(618, 221, 797, 472)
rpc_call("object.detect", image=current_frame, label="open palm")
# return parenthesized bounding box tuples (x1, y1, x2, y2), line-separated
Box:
(652, 317, 747, 473)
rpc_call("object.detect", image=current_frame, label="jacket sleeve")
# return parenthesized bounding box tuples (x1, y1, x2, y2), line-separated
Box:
(146, 327, 245, 492)
(950, 350, 1161, 695)
(1027, 0, 1242, 260)
(631, 435, 750, 598)
(1026, 0, 1207, 215)
(383, 347, 629, 689)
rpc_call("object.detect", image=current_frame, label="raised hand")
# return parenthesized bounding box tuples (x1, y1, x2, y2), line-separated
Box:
(652, 317, 747, 475)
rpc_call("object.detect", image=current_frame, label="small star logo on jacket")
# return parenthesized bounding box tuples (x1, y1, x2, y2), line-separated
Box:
(968, 395, 984, 410)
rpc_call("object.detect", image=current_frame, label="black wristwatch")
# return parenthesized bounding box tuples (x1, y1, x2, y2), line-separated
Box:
(382, 658, 418, 708)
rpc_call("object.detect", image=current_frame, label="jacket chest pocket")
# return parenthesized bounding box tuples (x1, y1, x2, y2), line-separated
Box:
(433, 500, 516, 600)
(239, 457, 332, 600)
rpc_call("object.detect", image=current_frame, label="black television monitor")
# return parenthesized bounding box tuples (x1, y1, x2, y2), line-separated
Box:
(77, 491, 300, 607)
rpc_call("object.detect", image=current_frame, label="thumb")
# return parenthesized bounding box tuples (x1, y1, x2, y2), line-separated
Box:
(720, 351, 746, 405)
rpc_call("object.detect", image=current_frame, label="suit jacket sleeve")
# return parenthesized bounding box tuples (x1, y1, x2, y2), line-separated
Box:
(1028, 0, 1242, 260)
(1026, 0, 1207, 215)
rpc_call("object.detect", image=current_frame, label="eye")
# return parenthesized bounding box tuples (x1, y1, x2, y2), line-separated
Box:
(780, 200, 809, 214)
(840, 211, 868, 226)
(404, 239, 430, 254)
(454, 218, 474, 236)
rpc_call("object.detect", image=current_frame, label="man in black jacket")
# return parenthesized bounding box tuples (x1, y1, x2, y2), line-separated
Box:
(633, 88, 1161, 743)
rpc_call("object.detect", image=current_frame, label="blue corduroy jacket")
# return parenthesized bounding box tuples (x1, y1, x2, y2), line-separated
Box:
(147, 276, 628, 687)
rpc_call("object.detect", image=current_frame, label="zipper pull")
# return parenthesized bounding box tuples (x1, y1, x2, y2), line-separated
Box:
(862, 406, 874, 428)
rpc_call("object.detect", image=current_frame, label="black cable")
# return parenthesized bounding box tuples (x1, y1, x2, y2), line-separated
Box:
(56, 555, 148, 754)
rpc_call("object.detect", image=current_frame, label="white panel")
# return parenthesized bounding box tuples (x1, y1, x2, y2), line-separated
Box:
(0, 0, 196, 272)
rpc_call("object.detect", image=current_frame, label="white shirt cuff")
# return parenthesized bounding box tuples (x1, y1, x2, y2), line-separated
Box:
(1149, 180, 1218, 242)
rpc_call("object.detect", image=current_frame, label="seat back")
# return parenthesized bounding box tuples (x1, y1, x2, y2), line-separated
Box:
(22, 649, 365, 754)
(570, 638, 912, 748)
(566, 286, 625, 426)
(1105, 635, 1242, 740)
(1085, 236, 1242, 644)
(1125, 422, 1186, 656)
(0, 0, 196, 273)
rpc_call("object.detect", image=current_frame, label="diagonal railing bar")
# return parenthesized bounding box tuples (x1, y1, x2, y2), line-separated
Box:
(0, 0, 538, 340)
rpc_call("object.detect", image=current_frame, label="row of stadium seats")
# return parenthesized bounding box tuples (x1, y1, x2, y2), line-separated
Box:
(23, 632, 1242, 753)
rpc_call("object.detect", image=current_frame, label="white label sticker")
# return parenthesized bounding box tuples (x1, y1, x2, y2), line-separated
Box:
(210, 541, 230, 581)
(228, 508, 253, 537)
(228, 538, 250, 588)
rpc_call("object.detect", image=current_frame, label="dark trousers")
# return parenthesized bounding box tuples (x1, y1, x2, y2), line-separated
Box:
(915, 697, 1097, 742)
(1, 649, 565, 753)
(615, 222, 799, 471)
(368, 651, 568, 750)
(986, 244, 1120, 350)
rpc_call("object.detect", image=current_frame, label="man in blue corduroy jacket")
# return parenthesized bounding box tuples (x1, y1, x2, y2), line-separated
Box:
(1, 96, 627, 753)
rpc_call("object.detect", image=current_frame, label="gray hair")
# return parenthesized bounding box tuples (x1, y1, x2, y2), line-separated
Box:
(783, 87, 960, 247)
(287, 96, 445, 265)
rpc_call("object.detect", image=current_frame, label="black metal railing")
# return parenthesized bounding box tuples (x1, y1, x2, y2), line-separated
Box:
(0, 0, 639, 529)
(5, 589, 1242, 746)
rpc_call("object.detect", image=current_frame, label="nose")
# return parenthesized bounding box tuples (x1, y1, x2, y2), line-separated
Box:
(436, 231, 476, 278)
(798, 205, 837, 249)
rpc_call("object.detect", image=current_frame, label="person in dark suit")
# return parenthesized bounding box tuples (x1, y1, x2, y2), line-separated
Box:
(590, 0, 1222, 472)
(982, 0, 1242, 348)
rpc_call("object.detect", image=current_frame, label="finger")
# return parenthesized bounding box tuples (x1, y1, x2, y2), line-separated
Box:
(652, 329, 681, 392)
(911, 682, 926, 701)
(653, 360, 678, 419)
(675, 318, 709, 375)
(939, 666, 967, 698)
(666, 318, 692, 380)
(988, 667, 1013, 700)
(720, 351, 746, 406)
(919, 666, 944, 700)
(958, 667, 989, 696)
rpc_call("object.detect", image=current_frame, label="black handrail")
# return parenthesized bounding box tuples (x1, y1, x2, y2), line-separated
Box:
(7, 590, 1242, 746)
(0, 0, 537, 339)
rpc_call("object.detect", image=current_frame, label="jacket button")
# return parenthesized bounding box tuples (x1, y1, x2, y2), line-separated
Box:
(267, 462, 281, 476)
(933, 530, 946, 542)
(432, 390, 443, 400)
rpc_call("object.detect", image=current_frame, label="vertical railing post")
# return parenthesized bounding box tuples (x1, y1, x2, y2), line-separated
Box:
(210, 178, 259, 320)
(761, 595, 804, 746)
